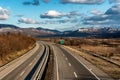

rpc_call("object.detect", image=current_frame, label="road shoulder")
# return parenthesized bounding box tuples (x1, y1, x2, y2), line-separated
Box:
(62, 45, 113, 80)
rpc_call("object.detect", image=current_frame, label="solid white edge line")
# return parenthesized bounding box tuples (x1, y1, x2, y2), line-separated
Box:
(64, 47, 101, 80)
(89, 69, 101, 80)
(74, 72, 78, 78)
(52, 45, 59, 80)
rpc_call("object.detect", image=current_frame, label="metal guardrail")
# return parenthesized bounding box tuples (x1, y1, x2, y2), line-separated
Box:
(36, 45, 50, 80)
(25, 44, 50, 80)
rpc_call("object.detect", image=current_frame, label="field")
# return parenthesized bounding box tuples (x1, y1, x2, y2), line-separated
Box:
(0, 33, 35, 66)
(40, 38, 120, 62)
(40, 37, 120, 79)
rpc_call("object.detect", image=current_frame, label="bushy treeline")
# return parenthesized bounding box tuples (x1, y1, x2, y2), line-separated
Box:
(0, 33, 35, 61)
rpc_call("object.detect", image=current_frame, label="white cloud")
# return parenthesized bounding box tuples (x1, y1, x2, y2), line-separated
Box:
(40, 10, 81, 19)
(109, 0, 120, 3)
(18, 17, 39, 24)
(0, 6, 10, 20)
(84, 4, 120, 27)
(61, 0, 104, 4)
(40, 10, 65, 19)
(90, 9, 103, 15)
(42, 0, 50, 3)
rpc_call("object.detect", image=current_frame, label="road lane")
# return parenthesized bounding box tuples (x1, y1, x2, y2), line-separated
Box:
(0, 41, 45, 80)
(53, 45, 75, 80)
(53, 44, 98, 80)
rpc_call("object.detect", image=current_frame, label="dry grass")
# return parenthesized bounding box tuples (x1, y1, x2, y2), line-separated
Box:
(64, 46, 120, 79)
(0, 33, 35, 66)
(40, 38, 120, 60)
(40, 38, 120, 79)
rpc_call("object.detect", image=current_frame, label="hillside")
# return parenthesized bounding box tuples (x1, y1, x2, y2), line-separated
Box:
(64, 27, 120, 38)
(0, 24, 60, 37)
(0, 33, 35, 66)
(0, 24, 19, 29)
(0, 24, 120, 38)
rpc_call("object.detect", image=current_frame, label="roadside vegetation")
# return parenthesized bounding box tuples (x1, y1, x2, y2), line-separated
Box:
(41, 38, 120, 62)
(40, 38, 120, 79)
(0, 33, 35, 66)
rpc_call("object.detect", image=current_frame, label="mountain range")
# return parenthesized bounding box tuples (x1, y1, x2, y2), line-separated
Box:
(0, 24, 120, 38)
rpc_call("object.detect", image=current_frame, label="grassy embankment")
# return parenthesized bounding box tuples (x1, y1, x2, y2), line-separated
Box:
(0, 33, 35, 66)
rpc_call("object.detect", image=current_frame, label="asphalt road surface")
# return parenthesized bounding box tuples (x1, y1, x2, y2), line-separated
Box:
(0, 41, 113, 80)
(0, 41, 47, 80)
(53, 44, 99, 80)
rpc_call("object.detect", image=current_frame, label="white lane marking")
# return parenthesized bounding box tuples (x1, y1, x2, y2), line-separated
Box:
(89, 69, 101, 80)
(67, 50, 101, 80)
(74, 72, 78, 78)
(68, 63, 71, 67)
(29, 62, 32, 66)
(65, 58, 68, 60)
(20, 71, 25, 76)
(52, 46, 59, 80)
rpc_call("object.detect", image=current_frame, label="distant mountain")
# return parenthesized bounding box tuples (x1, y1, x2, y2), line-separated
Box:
(0, 24, 120, 38)
(0, 24, 60, 37)
(0, 24, 19, 29)
(36, 27, 61, 34)
(64, 27, 120, 38)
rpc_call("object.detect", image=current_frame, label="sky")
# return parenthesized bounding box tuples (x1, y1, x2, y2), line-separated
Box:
(0, 0, 119, 31)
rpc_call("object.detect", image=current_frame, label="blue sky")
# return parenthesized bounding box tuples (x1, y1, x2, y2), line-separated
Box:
(0, 0, 119, 31)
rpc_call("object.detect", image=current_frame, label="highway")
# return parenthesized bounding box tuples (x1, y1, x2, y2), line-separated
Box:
(0, 41, 49, 80)
(53, 44, 105, 80)
(0, 41, 113, 80)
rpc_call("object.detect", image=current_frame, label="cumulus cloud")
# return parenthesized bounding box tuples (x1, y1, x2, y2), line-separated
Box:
(33, 0, 40, 5)
(109, 0, 120, 3)
(23, 0, 39, 6)
(0, 6, 10, 20)
(90, 9, 103, 15)
(40, 10, 64, 19)
(40, 10, 81, 19)
(15, 14, 24, 17)
(22, 1, 32, 5)
(84, 4, 120, 27)
(18, 17, 39, 24)
(61, 0, 104, 4)
(42, 0, 50, 3)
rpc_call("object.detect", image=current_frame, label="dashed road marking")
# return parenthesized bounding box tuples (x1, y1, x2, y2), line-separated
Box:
(29, 62, 32, 66)
(20, 71, 25, 76)
(74, 72, 78, 78)
(66, 58, 68, 60)
(68, 63, 71, 66)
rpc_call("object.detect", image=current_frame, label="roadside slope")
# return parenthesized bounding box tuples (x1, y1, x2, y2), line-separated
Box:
(0, 33, 35, 66)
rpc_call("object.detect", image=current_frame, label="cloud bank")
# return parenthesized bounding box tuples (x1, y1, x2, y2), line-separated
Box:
(84, 4, 120, 27)
(61, 0, 104, 4)
(0, 7, 10, 20)
(40, 10, 80, 19)
(18, 17, 39, 24)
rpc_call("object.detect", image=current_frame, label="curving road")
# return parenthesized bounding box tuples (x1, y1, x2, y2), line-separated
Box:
(0, 41, 113, 80)
(0, 41, 49, 80)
